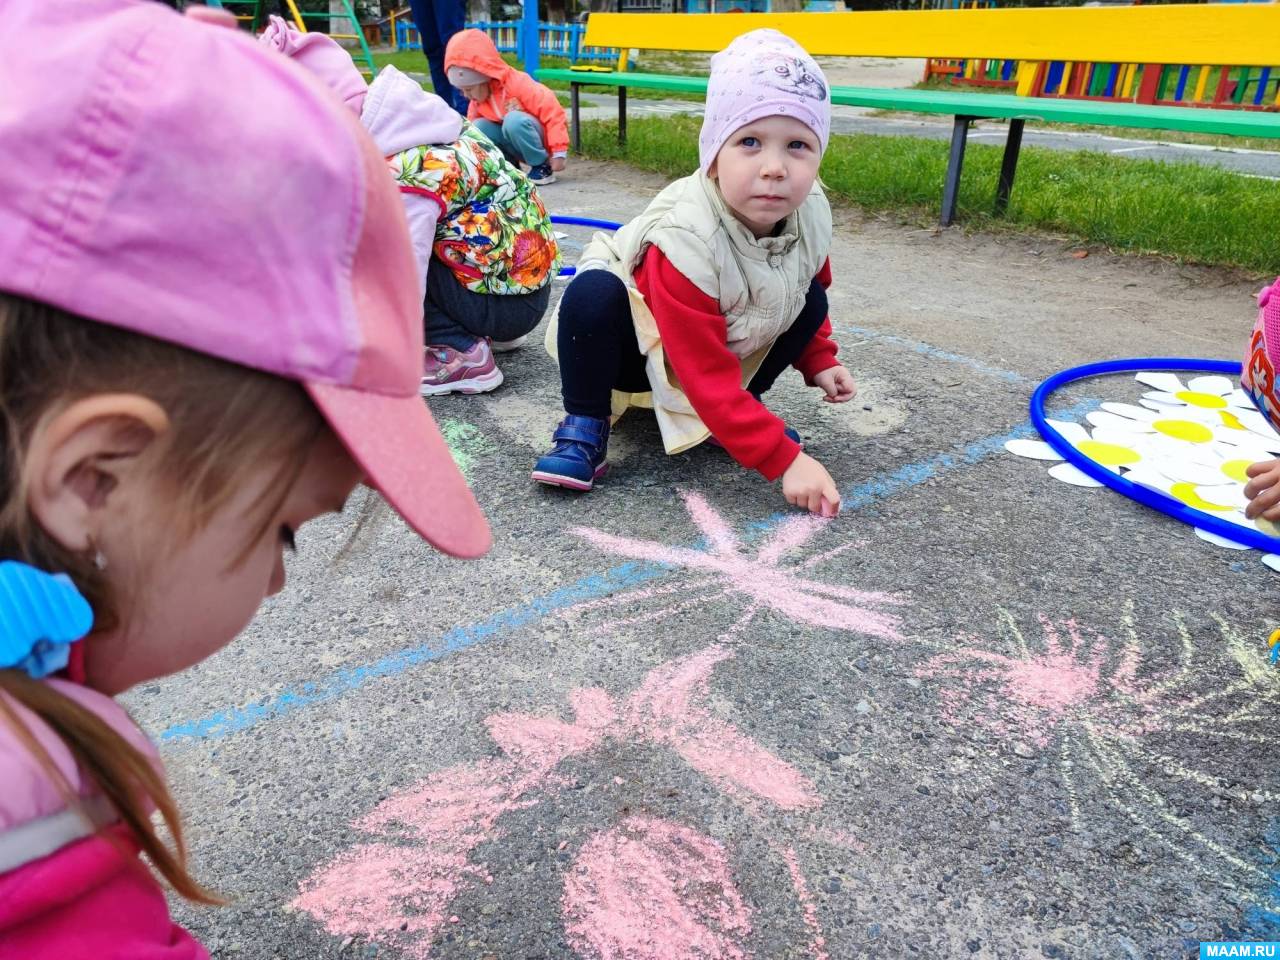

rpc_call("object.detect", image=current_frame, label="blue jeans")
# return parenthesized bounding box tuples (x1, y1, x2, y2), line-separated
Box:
(473, 112, 549, 167)
(406, 0, 467, 114)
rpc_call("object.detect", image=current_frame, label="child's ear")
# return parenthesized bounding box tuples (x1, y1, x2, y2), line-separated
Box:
(707, 160, 717, 180)
(25, 394, 171, 555)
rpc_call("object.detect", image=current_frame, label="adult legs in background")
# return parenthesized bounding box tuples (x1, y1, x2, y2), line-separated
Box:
(407, 0, 467, 114)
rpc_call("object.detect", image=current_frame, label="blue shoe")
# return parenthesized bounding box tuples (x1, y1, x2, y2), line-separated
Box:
(532, 415, 609, 491)
(527, 162, 556, 185)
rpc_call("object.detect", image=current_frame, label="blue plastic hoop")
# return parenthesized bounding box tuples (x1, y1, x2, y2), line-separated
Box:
(550, 215, 621, 278)
(1030, 357, 1280, 554)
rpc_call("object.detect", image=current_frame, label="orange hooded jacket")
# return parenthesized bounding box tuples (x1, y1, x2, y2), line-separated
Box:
(444, 29, 569, 156)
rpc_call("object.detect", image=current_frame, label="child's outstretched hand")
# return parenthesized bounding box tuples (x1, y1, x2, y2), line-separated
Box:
(782, 451, 841, 517)
(551, 157, 566, 172)
(813, 364, 857, 404)
(1245, 459, 1280, 520)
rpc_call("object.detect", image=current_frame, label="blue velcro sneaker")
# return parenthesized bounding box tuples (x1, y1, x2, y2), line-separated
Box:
(531, 415, 610, 492)
(0, 561, 94, 679)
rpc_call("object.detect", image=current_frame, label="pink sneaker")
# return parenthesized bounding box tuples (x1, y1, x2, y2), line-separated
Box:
(420, 340, 504, 396)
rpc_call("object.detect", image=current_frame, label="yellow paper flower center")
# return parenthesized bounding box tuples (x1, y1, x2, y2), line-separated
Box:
(1169, 482, 1236, 512)
(1075, 440, 1141, 467)
(1221, 459, 1253, 483)
(1174, 390, 1227, 409)
(1153, 419, 1213, 443)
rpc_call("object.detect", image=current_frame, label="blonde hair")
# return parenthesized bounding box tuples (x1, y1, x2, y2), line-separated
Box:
(0, 292, 326, 902)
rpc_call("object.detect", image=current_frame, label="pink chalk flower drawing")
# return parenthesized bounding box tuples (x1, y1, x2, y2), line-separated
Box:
(567, 489, 906, 641)
(292, 491, 886, 958)
(293, 645, 835, 959)
(917, 606, 1280, 896)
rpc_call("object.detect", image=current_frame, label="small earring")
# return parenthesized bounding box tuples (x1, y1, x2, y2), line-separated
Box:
(88, 538, 107, 572)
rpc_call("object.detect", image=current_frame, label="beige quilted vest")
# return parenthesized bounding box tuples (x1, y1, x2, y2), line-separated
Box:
(545, 171, 831, 453)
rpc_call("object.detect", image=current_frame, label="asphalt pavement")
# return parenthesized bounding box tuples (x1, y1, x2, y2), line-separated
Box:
(130, 160, 1280, 959)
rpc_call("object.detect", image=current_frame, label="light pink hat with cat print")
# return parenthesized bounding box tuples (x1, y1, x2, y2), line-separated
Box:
(698, 28, 831, 174)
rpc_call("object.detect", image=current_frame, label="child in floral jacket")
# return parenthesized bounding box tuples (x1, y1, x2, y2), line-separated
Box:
(261, 18, 560, 395)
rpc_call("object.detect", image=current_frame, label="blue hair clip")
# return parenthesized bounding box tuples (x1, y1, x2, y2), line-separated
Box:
(0, 561, 94, 679)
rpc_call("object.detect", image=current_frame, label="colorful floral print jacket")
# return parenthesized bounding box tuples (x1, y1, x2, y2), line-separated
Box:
(391, 118, 560, 295)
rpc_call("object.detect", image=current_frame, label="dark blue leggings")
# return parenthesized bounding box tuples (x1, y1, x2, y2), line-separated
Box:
(557, 269, 829, 420)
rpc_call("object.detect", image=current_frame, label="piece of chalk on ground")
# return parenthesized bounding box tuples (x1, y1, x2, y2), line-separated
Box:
(821, 497, 840, 518)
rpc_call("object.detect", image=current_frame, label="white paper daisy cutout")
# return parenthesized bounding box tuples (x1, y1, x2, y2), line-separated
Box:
(1006, 372, 1280, 569)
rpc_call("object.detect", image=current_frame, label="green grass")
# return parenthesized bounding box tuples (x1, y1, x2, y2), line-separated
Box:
(579, 114, 1280, 276)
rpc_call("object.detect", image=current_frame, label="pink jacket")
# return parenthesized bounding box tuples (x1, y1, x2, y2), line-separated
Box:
(0, 679, 205, 958)
(360, 64, 462, 295)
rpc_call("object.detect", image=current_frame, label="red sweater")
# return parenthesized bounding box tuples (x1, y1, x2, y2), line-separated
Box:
(633, 246, 839, 481)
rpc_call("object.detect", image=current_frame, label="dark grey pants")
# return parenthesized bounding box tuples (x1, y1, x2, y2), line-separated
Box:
(424, 257, 552, 351)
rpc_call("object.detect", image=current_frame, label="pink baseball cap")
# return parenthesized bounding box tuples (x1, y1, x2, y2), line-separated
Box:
(0, 0, 490, 558)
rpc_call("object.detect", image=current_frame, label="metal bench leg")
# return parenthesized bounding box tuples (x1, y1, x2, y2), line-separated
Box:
(571, 83, 581, 153)
(941, 115, 974, 227)
(995, 118, 1025, 216)
(618, 86, 627, 146)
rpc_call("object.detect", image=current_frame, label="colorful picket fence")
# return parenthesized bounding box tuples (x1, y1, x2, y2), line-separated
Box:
(931, 57, 1280, 110)
(924, 57, 1014, 88)
(394, 19, 617, 65)
(928, 56, 1280, 110)
(1036, 61, 1279, 110)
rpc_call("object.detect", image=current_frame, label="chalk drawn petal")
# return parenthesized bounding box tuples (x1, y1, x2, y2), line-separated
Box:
(562, 816, 753, 960)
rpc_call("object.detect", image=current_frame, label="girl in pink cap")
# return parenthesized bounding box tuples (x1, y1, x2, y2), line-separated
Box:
(533, 29, 857, 516)
(0, 1, 488, 956)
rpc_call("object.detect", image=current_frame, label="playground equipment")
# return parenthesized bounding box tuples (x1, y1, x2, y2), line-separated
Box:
(540, 6, 1280, 226)
(933, 57, 1280, 110)
(394, 18, 618, 65)
(205, 0, 377, 77)
(204, 0, 264, 31)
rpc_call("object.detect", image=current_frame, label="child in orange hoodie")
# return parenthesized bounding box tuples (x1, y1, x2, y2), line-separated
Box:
(445, 28, 570, 185)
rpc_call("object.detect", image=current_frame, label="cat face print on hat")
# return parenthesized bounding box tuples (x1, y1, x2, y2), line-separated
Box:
(698, 29, 831, 174)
